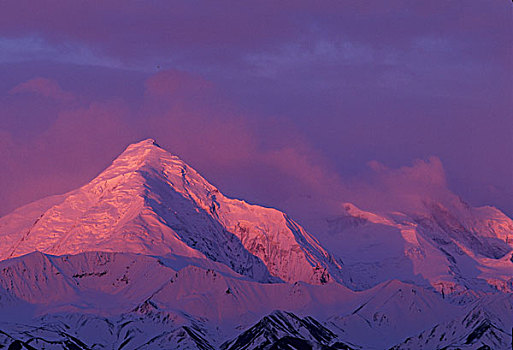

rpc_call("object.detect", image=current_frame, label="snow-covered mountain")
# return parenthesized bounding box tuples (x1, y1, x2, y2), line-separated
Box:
(319, 200, 513, 294)
(0, 139, 511, 349)
(327, 279, 463, 349)
(220, 310, 355, 350)
(390, 293, 513, 349)
(0, 139, 338, 285)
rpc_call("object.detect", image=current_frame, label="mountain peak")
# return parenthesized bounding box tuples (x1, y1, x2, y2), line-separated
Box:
(127, 138, 161, 150)
(96, 138, 184, 184)
(0, 140, 339, 285)
(116, 138, 167, 162)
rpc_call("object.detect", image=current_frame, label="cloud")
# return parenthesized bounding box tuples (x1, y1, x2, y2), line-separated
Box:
(0, 72, 345, 222)
(0, 1, 509, 226)
(144, 70, 213, 97)
(354, 156, 450, 213)
(246, 40, 374, 78)
(367, 156, 446, 192)
(0, 94, 137, 216)
(0, 62, 510, 238)
(0, 0, 509, 72)
(10, 77, 75, 102)
(0, 36, 128, 71)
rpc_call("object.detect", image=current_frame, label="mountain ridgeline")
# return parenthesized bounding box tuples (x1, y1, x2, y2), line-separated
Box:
(0, 139, 511, 349)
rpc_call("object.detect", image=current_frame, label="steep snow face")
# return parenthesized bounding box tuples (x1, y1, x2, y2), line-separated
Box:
(0, 194, 66, 259)
(320, 199, 513, 293)
(0, 139, 337, 284)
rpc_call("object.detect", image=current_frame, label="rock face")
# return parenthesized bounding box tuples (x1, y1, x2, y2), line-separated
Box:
(221, 310, 354, 350)
(0, 139, 338, 285)
(0, 139, 511, 349)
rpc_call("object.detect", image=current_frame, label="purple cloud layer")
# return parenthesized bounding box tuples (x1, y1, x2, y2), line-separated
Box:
(0, 1, 511, 232)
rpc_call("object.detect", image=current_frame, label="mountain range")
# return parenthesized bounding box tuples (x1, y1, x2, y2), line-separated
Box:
(0, 139, 511, 349)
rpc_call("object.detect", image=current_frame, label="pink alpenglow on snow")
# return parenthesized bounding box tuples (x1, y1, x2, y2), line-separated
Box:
(0, 2, 511, 349)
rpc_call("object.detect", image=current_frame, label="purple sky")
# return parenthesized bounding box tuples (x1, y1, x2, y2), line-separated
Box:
(0, 1, 512, 231)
